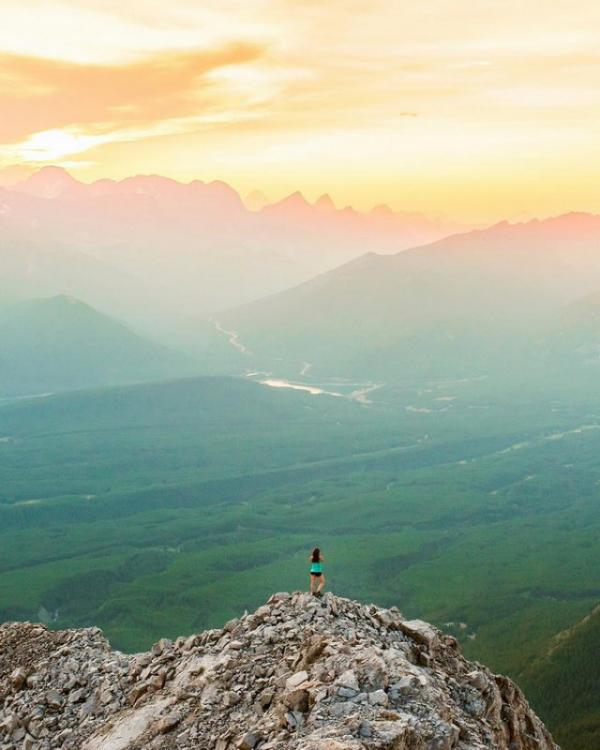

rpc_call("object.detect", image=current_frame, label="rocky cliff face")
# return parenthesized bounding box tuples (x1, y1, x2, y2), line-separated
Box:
(0, 592, 557, 750)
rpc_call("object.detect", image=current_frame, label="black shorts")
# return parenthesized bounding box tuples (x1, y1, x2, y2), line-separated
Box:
(310, 572, 322, 577)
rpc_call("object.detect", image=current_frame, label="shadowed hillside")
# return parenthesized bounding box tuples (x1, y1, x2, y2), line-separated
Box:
(519, 605, 600, 750)
(0, 296, 193, 396)
(218, 213, 600, 382)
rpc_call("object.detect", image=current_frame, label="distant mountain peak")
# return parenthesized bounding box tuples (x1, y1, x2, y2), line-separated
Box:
(370, 203, 395, 218)
(277, 190, 311, 208)
(49, 293, 81, 305)
(19, 165, 83, 199)
(315, 193, 335, 211)
(488, 211, 600, 233)
(545, 211, 600, 232)
(31, 165, 73, 179)
(0, 294, 188, 396)
(118, 174, 184, 195)
(206, 179, 242, 196)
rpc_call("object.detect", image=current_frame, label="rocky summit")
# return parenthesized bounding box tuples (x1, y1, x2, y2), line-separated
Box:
(0, 592, 557, 750)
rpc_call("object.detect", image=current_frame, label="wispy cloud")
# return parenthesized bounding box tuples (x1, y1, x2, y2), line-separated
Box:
(2, 0, 600, 221)
(0, 44, 266, 144)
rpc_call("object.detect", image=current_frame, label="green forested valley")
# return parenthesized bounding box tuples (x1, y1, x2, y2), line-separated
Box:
(1, 375, 598, 749)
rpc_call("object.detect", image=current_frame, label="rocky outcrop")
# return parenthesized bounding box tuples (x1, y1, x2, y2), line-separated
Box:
(0, 592, 557, 750)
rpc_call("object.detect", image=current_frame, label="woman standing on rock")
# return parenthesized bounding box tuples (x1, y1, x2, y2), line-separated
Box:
(309, 547, 325, 596)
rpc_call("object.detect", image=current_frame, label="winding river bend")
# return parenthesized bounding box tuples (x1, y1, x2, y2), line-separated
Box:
(210, 317, 253, 355)
(211, 317, 384, 403)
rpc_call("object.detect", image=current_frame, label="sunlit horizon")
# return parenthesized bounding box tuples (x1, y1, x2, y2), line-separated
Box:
(4, 163, 599, 231)
(2, 1, 600, 222)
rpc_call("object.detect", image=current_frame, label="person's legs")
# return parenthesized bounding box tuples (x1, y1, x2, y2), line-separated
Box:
(317, 573, 326, 594)
(309, 574, 315, 594)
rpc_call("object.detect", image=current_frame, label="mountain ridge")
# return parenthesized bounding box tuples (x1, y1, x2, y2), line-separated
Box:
(13, 167, 449, 225)
(218, 211, 600, 381)
(518, 604, 600, 750)
(0, 295, 192, 396)
(0, 592, 557, 750)
(0, 166, 462, 327)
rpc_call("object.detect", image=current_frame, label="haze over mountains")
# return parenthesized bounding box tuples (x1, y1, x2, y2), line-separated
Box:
(0, 295, 191, 397)
(0, 167, 458, 341)
(219, 212, 600, 383)
(3, 169, 600, 393)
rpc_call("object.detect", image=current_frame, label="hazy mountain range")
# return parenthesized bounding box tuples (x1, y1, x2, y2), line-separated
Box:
(2, 179, 600, 394)
(218, 212, 600, 382)
(0, 167, 459, 340)
(0, 295, 192, 396)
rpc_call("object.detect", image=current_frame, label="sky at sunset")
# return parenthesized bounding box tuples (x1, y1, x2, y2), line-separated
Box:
(1, 0, 599, 222)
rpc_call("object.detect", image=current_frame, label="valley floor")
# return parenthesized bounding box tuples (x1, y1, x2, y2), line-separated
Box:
(0, 375, 598, 750)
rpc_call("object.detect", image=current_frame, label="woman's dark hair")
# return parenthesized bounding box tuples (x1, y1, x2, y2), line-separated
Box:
(311, 547, 321, 563)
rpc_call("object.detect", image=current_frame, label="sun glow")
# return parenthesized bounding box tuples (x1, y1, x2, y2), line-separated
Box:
(1, 1, 600, 221)
(12, 130, 111, 163)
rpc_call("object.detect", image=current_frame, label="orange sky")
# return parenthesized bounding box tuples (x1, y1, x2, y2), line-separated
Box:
(1, 1, 599, 222)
